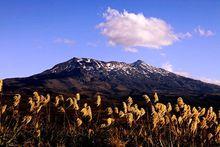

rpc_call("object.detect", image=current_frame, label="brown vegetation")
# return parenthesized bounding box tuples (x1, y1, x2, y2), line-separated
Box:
(0, 90, 220, 146)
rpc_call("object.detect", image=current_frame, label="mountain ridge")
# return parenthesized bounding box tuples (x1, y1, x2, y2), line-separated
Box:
(3, 57, 220, 108)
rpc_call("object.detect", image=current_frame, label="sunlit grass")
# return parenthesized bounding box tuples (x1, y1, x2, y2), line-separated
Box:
(0, 90, 219, 146)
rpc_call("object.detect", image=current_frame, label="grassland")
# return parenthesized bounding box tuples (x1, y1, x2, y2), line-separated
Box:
(0, 90, 219, 146)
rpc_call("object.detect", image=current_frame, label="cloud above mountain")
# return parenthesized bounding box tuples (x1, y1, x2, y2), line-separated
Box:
(97, 7, 193, 52)
(162, 62, 190, 77)
(53, 38, 75, 46)
(194, 26, 214, 37)
(162, 62, 220, 85)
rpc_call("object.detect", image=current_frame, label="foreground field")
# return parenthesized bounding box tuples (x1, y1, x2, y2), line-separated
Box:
(0, 92, 220, 146)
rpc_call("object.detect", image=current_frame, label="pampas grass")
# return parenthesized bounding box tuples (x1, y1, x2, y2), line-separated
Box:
(0, 79, 2, 92)
(96, 95, 101, 107)
(0, 92, 219, 146)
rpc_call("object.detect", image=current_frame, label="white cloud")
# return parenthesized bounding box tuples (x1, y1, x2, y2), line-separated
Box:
(177, 32, 192, 39)
(162, 62, 173, 72)
(194, 26, 214, 37)
(160, 52, 166, 57)
(97, 7, 182, 52)
(199, 77, 220, 86)
(162, 62, 190, 77)
(124, 47, 138, 53)
(162, 62, 220, 85)
(54, 38, 75, 46)
(174, 71, 191, 77)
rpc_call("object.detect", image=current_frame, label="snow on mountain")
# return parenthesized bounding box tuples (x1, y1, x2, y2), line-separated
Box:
(44, 57, 171, 78)
(3, 57, 220, 109)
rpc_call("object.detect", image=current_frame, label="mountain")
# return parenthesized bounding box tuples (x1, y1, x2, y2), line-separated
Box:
(3, 57, 220, 107)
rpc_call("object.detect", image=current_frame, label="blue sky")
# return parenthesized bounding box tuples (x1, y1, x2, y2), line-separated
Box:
(0, 0, 220, 84)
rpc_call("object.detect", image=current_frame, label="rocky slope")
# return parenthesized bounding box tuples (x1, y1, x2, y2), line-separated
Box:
(3, 57, 220, 107)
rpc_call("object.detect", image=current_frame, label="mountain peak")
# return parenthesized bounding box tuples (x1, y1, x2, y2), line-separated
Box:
(131, 60, 154, 70)
(132, 60, 145, 65)
(4, 56, 220, 109)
